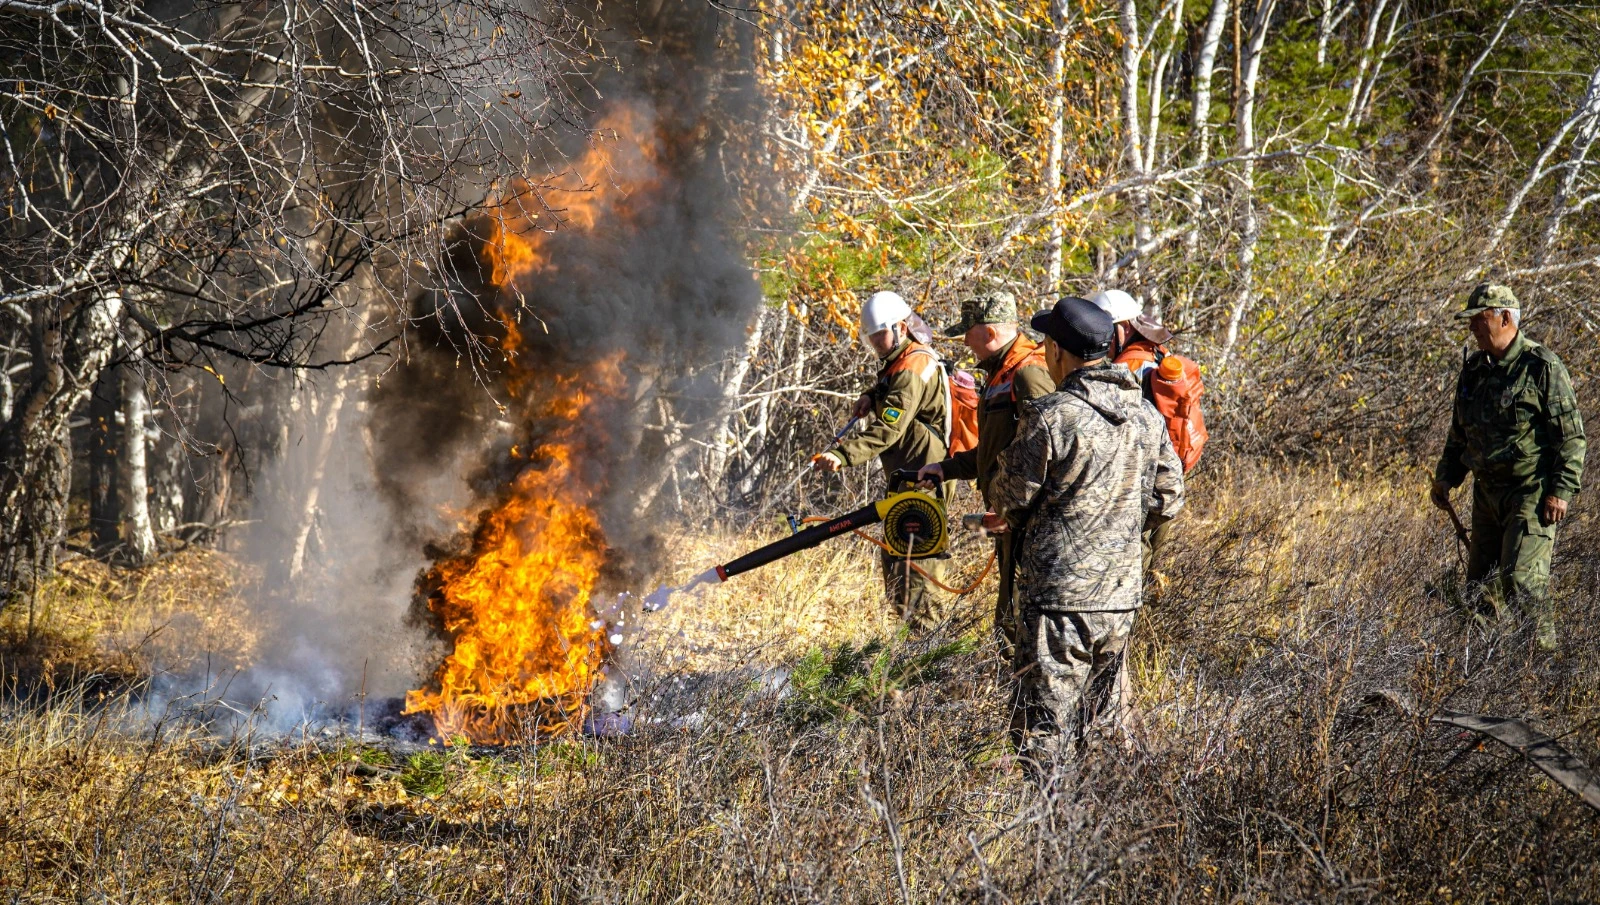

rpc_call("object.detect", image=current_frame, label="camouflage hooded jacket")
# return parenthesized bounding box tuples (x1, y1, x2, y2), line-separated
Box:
(990, 363, 1186, 612)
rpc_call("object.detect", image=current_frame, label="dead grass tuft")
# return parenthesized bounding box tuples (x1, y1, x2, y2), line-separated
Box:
(0, 549, 259, 696)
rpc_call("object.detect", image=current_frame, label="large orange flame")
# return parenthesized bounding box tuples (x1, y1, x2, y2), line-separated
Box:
(403, 361, 624, 742)
(404, 103, 662, 744)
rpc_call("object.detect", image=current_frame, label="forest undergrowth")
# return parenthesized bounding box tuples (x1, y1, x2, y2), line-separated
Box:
(2, 459, 1598, 903)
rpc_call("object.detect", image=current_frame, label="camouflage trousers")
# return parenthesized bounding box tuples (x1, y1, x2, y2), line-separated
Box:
(1467, 480, 1558, 648)
(1008, 608, 1137, 760)
(881, 547, 946, 633)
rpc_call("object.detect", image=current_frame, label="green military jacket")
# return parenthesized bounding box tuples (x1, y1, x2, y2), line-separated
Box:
(939, 336, 1056, 504)
(832, 339, 949, 476)
(1435, 331, 1586, 500)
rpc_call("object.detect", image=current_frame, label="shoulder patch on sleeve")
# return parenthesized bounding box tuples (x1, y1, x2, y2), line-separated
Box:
(881, 407, 903, 425)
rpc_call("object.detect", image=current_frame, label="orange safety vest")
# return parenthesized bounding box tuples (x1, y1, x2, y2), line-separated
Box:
(987, 334, 1048, 401)
(1115, 338, 1166, 377)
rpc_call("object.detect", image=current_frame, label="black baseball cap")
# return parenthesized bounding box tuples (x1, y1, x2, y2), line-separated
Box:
(1030, 296, 1114, 359)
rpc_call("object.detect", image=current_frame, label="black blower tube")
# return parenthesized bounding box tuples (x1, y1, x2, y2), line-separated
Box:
(716, 501, 883, 581)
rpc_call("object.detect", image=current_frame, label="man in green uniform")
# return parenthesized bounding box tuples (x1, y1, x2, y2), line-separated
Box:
(915, 291, 1056, 657)
(814, 291, 953, 630)
(1430, 283, 1586, 650)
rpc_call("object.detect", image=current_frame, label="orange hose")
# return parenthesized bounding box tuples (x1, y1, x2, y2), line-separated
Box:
(800, 516, 997, 596)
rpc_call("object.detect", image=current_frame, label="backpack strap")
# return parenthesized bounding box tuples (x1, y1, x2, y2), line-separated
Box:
(885, 342, 951, 447)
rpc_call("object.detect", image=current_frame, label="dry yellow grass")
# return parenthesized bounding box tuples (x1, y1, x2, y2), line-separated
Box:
(0, 549, 259, 693)
(3, 462, 1599, 902)
(636, 518, 998, 672)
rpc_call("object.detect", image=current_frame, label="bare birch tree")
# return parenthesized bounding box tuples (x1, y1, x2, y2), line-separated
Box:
(1185, 0, 1232, 257)
(119, 350, 157, 565)
(1221, 0, 1279, 363)
(1045, 0, 1072, 290)
(0, 0, 588, 604)
(1117, 0, 1155, 299)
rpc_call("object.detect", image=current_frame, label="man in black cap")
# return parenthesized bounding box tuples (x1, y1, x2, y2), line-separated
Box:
(990, 296, 1186, 759)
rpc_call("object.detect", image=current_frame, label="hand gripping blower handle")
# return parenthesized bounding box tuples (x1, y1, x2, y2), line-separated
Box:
(713, 490, 949, 582)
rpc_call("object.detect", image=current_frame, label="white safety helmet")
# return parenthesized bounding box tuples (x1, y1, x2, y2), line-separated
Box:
(1087, 289, 1141, 324)
(860, 291, 913, 338)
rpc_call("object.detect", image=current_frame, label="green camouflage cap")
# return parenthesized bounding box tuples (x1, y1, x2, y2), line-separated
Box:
(1455, 282, 1519, 320)
(942, 291, 1018, 337)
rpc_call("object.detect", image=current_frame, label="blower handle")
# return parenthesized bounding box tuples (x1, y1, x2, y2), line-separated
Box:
(889, 467, 943, 499)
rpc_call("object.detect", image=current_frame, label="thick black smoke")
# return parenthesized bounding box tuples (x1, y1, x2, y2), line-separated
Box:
(369, 0, 763, 590)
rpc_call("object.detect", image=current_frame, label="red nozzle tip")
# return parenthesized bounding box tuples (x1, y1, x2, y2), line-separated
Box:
(715, 565, 728, 582)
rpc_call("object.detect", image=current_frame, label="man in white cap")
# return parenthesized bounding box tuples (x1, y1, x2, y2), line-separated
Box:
(812, 291, 953, 630)
(1086, 289, 1175, 381)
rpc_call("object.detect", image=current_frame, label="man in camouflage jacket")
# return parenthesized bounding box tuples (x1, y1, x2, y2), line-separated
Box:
(991, 296, 1185, 758)
(917, 291, 1056, 658)
(1430, 283, 1586, 650)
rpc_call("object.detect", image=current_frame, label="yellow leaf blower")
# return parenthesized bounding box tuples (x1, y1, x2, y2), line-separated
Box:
(714, 486, 948, 583)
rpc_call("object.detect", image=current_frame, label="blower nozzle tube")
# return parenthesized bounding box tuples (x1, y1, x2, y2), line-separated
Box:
(715, 502, 885, 581)
(713, 490, 950, 582)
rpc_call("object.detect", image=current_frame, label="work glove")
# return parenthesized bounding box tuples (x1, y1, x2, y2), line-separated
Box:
(811, 452, 844, 473)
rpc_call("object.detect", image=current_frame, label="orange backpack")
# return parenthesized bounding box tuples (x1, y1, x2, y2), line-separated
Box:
(1139, 350, 1207, 472)
(887, 342, 979, 456)
(947, 371, 980, 455)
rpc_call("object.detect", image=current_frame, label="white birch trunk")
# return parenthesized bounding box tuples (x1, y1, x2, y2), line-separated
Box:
(1537, 66, 1600, 265)
(1046, 0, 1071, 290)
(1316, 0, 1353, 67)
(1333, 0, 1525, 256)
(1484, 66, 1600, 261)
(1118, 0, 1154, 296)
(1144, 0, 1185, 175)
(1185, 0, 1232, 256)
(747, 303, 790, 492)
(1350, 0, 1403, 128)
(705, 306, 769, 498)
(285, 266, 379, 582)
(286, 376, 348, 580)
(1222, 0, 1278, 364)
(120, 354, 158, 564)
(786, 306, 809, 459)
(1341, 0, 1390, 128)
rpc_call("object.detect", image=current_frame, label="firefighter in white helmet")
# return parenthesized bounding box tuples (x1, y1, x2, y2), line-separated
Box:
(1086, 289, 1174, 380)
(812, 291, 953, 630)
